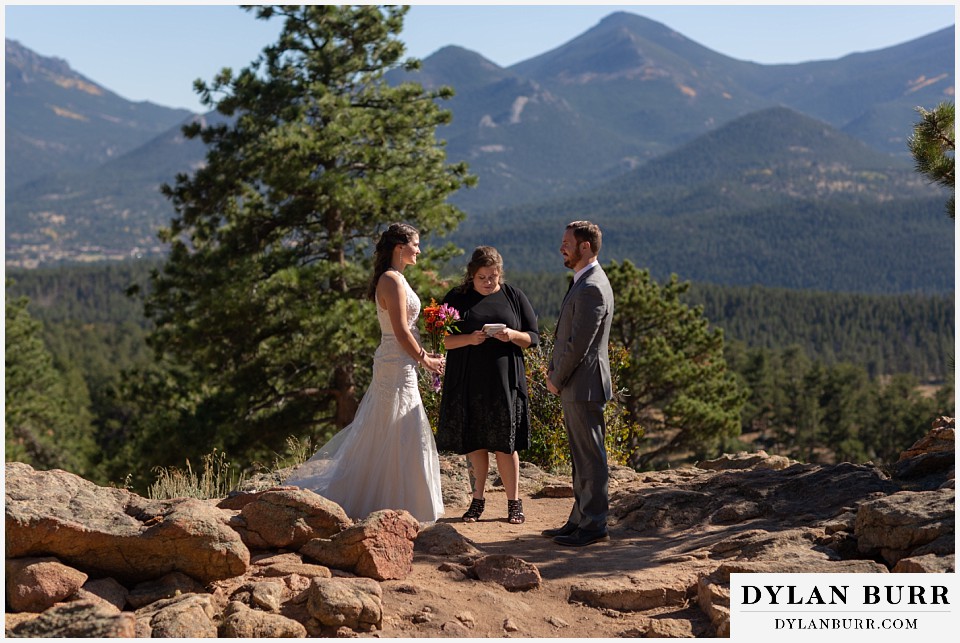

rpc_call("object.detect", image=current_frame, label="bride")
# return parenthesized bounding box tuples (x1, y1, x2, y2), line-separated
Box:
(284, 223, 445, 523)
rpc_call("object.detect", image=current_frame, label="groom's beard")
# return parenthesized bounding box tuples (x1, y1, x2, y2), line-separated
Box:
(563, 247, 582, 270)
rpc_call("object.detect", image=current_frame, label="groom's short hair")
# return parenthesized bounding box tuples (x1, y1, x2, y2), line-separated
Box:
(567, 220, 602, 255)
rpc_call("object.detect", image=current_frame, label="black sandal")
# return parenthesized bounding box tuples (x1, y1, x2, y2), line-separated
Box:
(462, 497, 485, 522)
(507, 499, 525, 524)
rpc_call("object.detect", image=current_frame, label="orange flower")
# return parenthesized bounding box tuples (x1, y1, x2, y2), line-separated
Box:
(422, 298, 460, 355)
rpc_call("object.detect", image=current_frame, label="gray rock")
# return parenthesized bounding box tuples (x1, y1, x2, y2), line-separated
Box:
(415, 522, 483, 556)
(855, 489, 955, 565)
(6, 600, 136, 638)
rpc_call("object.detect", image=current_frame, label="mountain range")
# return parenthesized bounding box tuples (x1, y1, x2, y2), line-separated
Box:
(4, 12, 955, 293)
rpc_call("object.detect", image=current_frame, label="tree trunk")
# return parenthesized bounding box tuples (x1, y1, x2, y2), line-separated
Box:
(333, 362, 359, 429)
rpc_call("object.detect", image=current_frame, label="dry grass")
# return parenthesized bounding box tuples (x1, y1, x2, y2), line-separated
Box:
(147, 436, 314, 500)
(148, 449, 244, 500)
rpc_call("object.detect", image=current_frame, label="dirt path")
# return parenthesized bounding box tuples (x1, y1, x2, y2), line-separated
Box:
(373, 489, 714, 638)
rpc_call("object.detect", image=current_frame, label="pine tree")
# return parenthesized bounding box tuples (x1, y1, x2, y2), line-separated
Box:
(142, 5, 474, 460)
(908, 101, 955, 218)
(606, 261, 747, 468)
(5, 292, 97, 475)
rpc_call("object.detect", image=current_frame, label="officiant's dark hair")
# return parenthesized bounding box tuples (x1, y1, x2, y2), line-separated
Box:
(368, 223, 419, 300)
(459, 245, 504, 292)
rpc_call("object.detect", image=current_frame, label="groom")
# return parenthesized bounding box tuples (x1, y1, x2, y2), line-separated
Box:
(544, 220, 615, 547)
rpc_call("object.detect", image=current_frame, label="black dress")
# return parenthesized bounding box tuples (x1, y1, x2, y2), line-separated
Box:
(436, 283, 540, 454)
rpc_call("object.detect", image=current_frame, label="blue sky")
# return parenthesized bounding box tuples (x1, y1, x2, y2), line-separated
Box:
(3, 2, 956, 113)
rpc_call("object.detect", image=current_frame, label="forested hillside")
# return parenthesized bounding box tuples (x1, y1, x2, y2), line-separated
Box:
(5, 259, 953, 485)
(509, 271, 953, 381)
(9, 261, 952, 383)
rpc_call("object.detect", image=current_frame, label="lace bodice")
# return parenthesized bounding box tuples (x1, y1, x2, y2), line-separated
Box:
(377, 270, 421, 337)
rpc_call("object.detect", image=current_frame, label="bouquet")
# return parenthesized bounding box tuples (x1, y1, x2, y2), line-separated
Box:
(422, 299, 460, 391)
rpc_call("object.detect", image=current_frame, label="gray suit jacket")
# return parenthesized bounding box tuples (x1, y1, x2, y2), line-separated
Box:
(549, 264, 614, 402)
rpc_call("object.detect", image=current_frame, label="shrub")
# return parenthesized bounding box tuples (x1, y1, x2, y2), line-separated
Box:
(422, 333, 642, 474)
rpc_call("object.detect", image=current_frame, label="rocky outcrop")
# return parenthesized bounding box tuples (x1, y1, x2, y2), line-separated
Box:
(892, 415, 956, 489)
(855, 489, 955, 565)
(686, 417, 955, 637)
(613, 460, 900, 536)
(5, 463, 249, 583)
(3, 417, 953, 639)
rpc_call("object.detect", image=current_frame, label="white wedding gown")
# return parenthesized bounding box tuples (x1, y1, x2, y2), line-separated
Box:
(284, 271, 444, 523)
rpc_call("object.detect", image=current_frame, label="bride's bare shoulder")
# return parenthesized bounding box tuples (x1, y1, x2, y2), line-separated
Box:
(377, 270, 404, 290)
(376, 270, 405, 306)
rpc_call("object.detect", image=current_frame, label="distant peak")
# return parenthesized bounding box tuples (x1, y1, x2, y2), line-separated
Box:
(425, 45, 502, 68)
(596, 11, 667, 30)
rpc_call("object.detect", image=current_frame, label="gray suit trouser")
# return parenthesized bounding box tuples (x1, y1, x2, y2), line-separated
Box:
(561, 399, 609, 533)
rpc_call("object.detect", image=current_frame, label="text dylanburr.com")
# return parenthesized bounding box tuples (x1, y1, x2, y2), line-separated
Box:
(730, 573, 956, 640)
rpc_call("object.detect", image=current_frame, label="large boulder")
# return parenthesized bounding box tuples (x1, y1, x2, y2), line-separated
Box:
(5, 462, 249, 584)
(230, 488, 352, 550)
(613, 461, 899, 535)
(300, 509, 419, 581)
(855, 489, 955, 565)
(893, 417, 955, 489)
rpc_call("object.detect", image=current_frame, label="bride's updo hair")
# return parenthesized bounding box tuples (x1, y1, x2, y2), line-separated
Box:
(368, 223, 419, 300)
(459, 246, 504, 292)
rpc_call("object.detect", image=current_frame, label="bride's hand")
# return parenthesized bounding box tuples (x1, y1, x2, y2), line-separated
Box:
(423, 352, 445, 374)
